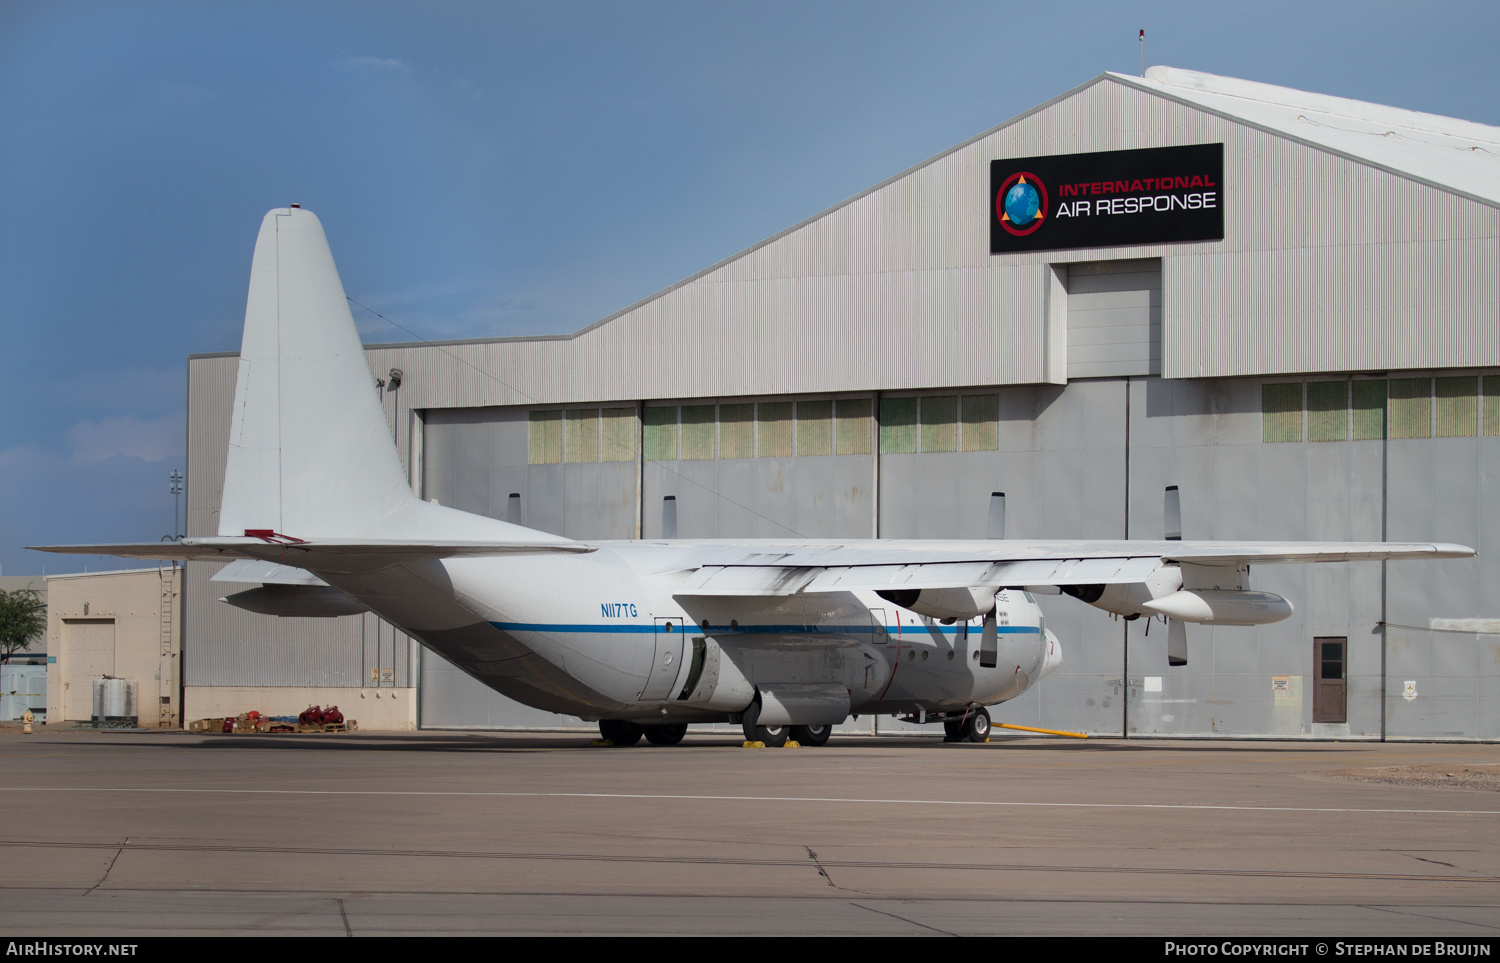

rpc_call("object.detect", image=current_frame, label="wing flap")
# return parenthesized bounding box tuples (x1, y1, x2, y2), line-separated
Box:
(676, 555, 1166, 597)
(29, 538, 597, 563)
(671, 542, 1471, 598)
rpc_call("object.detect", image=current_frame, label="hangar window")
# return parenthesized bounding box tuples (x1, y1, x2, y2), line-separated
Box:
(1306, 382, 1348, 443)
(1260, 383, 1303, 443)
(1486, 376, 1500, 436)
(719, 403, 755, 458)
(680, 405, 716, 460)
(1435, 377, 1478, 437)
(643, 406, 678, 461)
(879, 398, 917, 453)
(961, 395, 1000, 451)
(835, 398, 873, 455)
(528, 410, 563, 464)
(564, 409, 599, 462)
(1352, 381, 1387, 441)
(601, 407, 636, 462)
(1388, 379, 1432, 439)
(758, 402, 793, 457)
(796, 400, 833, 456)
(920, 396, 958, 452)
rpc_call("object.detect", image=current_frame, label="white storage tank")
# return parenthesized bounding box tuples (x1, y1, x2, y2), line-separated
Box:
(91, 678, 138, 726)
(0, 665, 47, 721)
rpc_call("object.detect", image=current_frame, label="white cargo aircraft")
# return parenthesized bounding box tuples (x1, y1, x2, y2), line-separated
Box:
(35, 208, 1473, 746)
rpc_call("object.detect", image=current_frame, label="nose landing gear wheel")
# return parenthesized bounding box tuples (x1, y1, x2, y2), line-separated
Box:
(598, 719, 644, 746)
(643, 723, 688, 746)
(789, 724, 831, 747)
(961, 707, 991, 743)
(741, 700, 789, 747)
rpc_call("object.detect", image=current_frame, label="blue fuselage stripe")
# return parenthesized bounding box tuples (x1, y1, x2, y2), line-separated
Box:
(490, 621, 1041, 636)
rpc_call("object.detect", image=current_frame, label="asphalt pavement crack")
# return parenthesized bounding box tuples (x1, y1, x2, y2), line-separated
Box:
(336, 897, 353, 936)
(850, 901, 955, 936)
(83, 838, 127, 896)
(1359, 904, 1500, 933)
(805, 845, 836, 887)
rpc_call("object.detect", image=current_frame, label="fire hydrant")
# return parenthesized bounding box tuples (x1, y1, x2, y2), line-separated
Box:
(21, 709, 34, 734)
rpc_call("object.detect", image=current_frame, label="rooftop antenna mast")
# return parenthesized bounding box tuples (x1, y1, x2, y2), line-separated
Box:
(169, 468, 183, 540)
(1139, 29, 1145, 77)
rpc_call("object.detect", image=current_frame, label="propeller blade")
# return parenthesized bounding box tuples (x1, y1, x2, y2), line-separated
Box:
(1168, 618, 1188, 667)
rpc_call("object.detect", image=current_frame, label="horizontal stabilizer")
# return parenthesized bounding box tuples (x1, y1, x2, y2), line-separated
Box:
(212, 559, 328, 585)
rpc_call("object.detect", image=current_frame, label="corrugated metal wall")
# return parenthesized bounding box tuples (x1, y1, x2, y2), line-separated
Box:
(337, 76, 1498, 414)
(186, 355, 417, 689)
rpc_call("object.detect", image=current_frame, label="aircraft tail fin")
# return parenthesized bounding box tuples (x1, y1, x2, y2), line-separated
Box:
(218, 208, 557, 544)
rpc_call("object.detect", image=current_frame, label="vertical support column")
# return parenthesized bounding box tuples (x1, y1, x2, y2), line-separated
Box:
(1044, 264, 1068, 385)
(871, 392, 881, 538)
(1122, 376, 1132, 738)
(635, 400, 645, 539)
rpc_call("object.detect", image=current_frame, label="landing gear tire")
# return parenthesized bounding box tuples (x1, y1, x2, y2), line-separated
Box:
(599, 719, 644, 746)
(789, 724, 831, 747)
(741, 699, 789, 747)
(942, 719, 963, 742)
(961, 707, 991, 743)
(643, 723, 688, 746)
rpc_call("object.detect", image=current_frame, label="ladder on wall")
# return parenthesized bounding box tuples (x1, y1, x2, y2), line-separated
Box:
(158, 565, 177, 727)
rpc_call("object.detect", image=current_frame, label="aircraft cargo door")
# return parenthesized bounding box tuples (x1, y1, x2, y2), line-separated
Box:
(641, 617, 686, 702)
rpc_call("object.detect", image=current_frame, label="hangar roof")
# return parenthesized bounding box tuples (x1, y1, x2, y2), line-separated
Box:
(1121, 66, 1500, 206)
(193, 67, 1500, 398)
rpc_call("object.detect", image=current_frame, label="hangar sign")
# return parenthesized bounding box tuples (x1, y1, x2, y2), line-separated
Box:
(990, 144, 1223, 253)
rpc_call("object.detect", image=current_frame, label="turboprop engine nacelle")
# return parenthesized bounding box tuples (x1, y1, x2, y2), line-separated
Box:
(876, 586, 995, 622)
(1140, 590, 1291, 626)
(1058, 562, 1290, 626)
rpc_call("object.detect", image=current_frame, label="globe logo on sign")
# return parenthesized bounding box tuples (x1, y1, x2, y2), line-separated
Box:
(1004, 180, 1040, 226)
(995, 171, 1048, 236)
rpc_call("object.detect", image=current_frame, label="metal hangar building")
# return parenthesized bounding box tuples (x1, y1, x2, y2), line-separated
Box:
(183, 67, 1500, 740)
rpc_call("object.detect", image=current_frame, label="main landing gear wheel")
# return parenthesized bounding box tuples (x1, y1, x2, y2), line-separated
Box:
(598, 719, 644, 746)
(643, 723, 688, 746)
(789, 724, 831, 747)
(961, 707, 991, 743)
(942, 719, 963, 742)
(741, 700, 789, 747)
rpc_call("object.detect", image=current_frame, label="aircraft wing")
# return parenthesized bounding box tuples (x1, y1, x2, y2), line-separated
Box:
(672, 539, 1473, 596)
(28, 538, 597, 563)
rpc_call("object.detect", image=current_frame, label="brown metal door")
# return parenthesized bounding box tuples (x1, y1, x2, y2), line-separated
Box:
(1313, 637, 1347, 724)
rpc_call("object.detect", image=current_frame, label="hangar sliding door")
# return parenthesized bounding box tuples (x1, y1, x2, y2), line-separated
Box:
(1065, 259, 1161, 379)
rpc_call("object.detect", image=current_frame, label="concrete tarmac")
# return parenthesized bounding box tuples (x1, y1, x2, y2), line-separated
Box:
(0, 728, 1497, 937)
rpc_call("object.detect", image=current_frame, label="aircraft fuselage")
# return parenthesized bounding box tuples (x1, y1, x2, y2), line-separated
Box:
(310, 541, 1059, 725)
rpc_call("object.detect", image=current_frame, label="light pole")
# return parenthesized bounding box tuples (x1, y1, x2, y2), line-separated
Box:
(169, 469, 183, 540)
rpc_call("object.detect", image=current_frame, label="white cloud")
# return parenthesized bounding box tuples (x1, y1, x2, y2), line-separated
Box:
(338, 56, 415, 74)
(66, 412, 185, 465)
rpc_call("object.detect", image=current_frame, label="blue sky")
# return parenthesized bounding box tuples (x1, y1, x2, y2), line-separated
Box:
(3, 0, 1497, 574)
